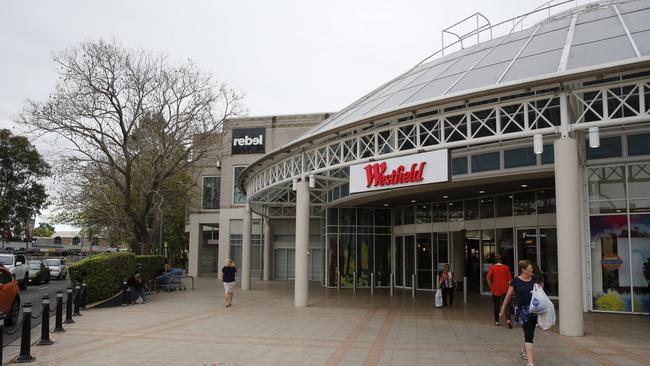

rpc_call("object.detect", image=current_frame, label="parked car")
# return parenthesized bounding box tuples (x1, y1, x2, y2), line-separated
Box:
(43, 258, 67, 280)
(0, 252, 29, 290)
(0, 266, 21, 326)
(27, 260, 50, 285)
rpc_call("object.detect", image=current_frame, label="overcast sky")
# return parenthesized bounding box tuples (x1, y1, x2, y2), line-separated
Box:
(0, 0, 580, 229)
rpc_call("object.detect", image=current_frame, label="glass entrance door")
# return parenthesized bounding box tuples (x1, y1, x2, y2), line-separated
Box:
(416, 234, 432, 289)
(394, 235, 415, 288)
(516, 228, 558, 297)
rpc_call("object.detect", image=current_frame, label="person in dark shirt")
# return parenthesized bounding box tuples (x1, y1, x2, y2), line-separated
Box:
(221, 258, 237, 307)
(500, 259, 539, 366)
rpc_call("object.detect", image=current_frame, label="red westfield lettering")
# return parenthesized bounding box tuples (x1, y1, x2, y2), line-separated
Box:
(364, 161, 426, 188)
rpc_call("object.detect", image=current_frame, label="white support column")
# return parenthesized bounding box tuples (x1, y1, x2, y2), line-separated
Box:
(242, 207, 252, 291)
(263, 218, 272, 281)
(294, 178, 310, 307)
(188, 221, 201, 278)
(554, 137, 584, 337)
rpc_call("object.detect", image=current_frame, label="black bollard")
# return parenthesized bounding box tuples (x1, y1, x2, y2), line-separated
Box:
(53, 290, 65, 333)
(64, 287, 75, 324)
(0, 313, 4, 364)
(37, 295, 53, 346)
(73, 284, 82, 316)
(81, 282, 87, 310)
(15, 302, 34, 363)
(121, 279, 128, 306)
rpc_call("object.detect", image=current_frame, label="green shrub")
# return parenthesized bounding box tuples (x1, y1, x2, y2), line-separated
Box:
(594, 290, 626, 312)
(69, 252, 136, 304)
(136, 255, 165, 280)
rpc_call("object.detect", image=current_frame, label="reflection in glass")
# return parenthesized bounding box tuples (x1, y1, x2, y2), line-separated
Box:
(588, 166, 626, 200)
(433, 203, 447, 222)
(496, 194, 513, 217)
(416, 204, 432, 223)
(517, 229, 538, 266)
(449, 201, 463, 221)
(339, 234, 355, 287)
(629, 214, 650, 313)
(536, 189, 556, 214)
(395, 236, 404, 287)
(590, 215, 632, 312)
(480, 197, 494, 218)
(496, 229, 515, 278)
(464, 199, 479, 220)
(514, 191, 536, 216)
(481, 230, 496, 292)
(403, 206, 415, 225)
(357, 235, 373, 287)
(416, 234, 432, 289)
(539, 228, 558, 296)
(394, 207, 403, 226)
(375, 209, 391, 226)
(375, 236, 391, 287)
(405, 236, 415, 287)
(358, 209, 373, 226)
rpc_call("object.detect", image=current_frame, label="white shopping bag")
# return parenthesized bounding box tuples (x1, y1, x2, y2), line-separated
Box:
(434, 288, 443, 308)
(529, 283, 550, 314)
(537, 300, 556, 330)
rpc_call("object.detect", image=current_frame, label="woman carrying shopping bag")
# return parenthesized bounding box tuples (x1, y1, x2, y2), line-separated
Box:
(438, 264, 456, 308)
(499, 260, 540, 366)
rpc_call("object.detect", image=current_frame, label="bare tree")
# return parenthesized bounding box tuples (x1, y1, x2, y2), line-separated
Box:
(18, 39, 244, 253)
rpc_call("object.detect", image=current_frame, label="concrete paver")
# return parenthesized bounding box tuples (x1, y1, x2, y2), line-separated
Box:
(7, 278, 650, 366)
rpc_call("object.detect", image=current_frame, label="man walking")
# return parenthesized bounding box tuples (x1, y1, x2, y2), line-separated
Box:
(487, 255, 512, 327)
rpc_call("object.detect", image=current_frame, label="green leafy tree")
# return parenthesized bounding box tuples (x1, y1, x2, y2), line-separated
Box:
(32, 222, 56, 237)
(0, 129, 50, 237)
(18, 39, 244, 253)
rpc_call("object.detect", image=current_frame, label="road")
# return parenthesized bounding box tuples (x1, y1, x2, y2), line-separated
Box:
(2, 278, 71, 347)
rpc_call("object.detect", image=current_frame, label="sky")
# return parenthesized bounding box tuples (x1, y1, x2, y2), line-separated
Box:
(0, 0, 582, 229)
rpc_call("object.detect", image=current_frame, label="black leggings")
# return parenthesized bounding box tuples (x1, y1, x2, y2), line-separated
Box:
(522, 315, 538, 343)
(492, 295, 511, 322)
(442, 287, 454, 306)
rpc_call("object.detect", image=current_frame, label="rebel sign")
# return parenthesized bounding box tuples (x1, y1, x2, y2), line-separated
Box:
(349, 149, 448, 193)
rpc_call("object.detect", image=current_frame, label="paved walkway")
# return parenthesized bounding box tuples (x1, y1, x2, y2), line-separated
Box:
(10, 278, 650, 366)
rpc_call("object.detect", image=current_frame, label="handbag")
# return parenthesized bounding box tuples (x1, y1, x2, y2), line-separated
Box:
(434, 288, 443, 308)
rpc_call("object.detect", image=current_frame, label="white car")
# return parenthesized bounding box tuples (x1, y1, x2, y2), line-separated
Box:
(0, 253, 29, 290)
(43, 258, 67, 280)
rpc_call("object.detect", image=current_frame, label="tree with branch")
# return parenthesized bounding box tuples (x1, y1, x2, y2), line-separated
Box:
(18, 39, 244, 253)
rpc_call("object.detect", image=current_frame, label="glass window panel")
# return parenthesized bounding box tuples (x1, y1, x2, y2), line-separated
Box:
(340, 208, 355, 226)
(628, 164, 650, 198)
(627, 133, 650, 156)
(327, 234, 338, 286)
(395, 236, 404, 287)
(374, 236, 391, 287)
(374, 209, 391, 226)
(588, 166, 626, 200)
(539, 228, 558, 297)
(464, 199, 479, 220)
(338, 234, 355, 287)
(481, 230, 496, 292)
(504, 147, 537, 169)
(437, 233, 449, 270)
(496, 229, 515, 278)
(394, 207, 403, 226)
(403, 206, 415, 225)
(514, 191, 536, 216)
(274, 249, 287, 280)
(327, 208, 338, 226)
(629, 214, 650, 313)
(590, 215, 632, 312)
(501, 49, 563, 83)
(517, 229, 538, 267)
(480, 197, 495, 218)
(568, 35, 636, 70)
(452, 157, 468, 176)
(630, 199, 650, 213)
(432, 203, 448, 222)
(471, 152, 501, 173)
(416, 234, 432, 289)
(496, 194, 513, 217)
(358, 209, 373, 226)
(448, 201, 463, 221)
(405, 236, 415, 287)
(416, 204, 431, 224)
(586, 136, 623, 160)
(589, 200, 628, 214)
(541, 144, 554, 164)
(233, 166, 247, 204)
(536, 189, 556, 214)
(357, 235, 373, 287)
(202, 176, 220, 210)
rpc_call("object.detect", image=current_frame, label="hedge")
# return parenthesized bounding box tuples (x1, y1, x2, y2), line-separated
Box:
(69, 252, 137, 304)
(136, 255, 165, 280)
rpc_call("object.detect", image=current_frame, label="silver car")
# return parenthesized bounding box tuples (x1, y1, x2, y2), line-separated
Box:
(43, 258, 67, 280)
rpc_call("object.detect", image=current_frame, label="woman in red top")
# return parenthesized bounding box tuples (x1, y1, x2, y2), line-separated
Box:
(487, 255, 512, 327)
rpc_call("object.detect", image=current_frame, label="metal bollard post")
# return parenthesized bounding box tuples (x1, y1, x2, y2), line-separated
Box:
(121, 279, 128, 306)
(0, 313, 4, 363)
(390, 273, 394, 296)
(411, 274, 416, 298)
(73, 284, 82, 316)
(65, 287, 75, 324)
(81, 282, 87, 310)
(353, 272, 356, 294)
(463, 276, 468, 304)
(16, 302, 35, 362)
(37, 295, 53, 346)
(54, 290, 65, 333)
(370, 273, 374, 295)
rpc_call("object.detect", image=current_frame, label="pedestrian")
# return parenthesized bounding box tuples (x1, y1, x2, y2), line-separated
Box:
(500, 259, 539, 366)
(438, 263, 456, 307)
(487, 255, 512, 327)
(132, 273, 146, 304)
(221, 258, 237, 308)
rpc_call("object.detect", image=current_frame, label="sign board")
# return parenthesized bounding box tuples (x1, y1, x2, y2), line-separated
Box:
(601, 253, 623, 271)
(349, 149, 448, 194)
(231, 128, 266, 154)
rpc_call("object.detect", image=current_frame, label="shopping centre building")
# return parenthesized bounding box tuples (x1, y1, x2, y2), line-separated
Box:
(190, 0, 650, 337)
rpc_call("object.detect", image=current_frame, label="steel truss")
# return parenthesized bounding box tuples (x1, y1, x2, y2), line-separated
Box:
(245, 76, 650, 218)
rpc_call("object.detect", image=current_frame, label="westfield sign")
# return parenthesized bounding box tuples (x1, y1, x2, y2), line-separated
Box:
(364, 162, 426, 188)
(349, 149, 448, 193)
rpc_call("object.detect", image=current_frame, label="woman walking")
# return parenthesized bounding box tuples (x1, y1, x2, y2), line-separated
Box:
(439, 264, 456, 308)
(487, 255, 512, 327)
(221, 259, 237, 307)
(500, 259, 539, 366)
